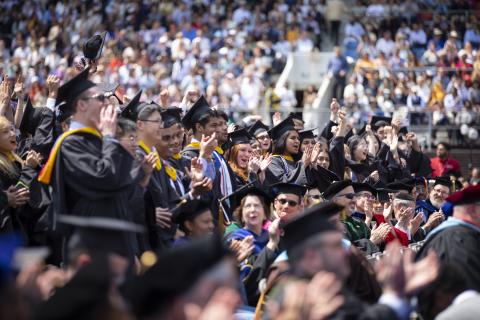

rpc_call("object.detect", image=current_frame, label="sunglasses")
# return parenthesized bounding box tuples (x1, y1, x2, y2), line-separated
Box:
(335, 193, 356, 200)
(276, 198, 299, 206)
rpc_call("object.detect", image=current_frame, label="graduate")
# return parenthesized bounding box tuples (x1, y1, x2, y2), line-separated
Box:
(247, 120, 271, 155)
(172, 199, 215, 246)
(37, 69, 135, 260)
(298, 128, 315, 152)
(161, 107, 190, 175)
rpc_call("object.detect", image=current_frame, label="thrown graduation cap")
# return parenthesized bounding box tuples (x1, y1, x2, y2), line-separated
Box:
(83, 32, 107, 60)
(247, 120, 269, 137)
(322, 180, 353, 200)
(270, 182, 307, 198)
(19, 98, 43, 136)
(299, 128, 316, 141)
(123, 234, 230, 318)
(224, 128, 253, 150)
(223, 183, 271, 213)
(171, 199, 212, 225)
(56, 67, 96, 117)
(283, 202, 342, 252)
(35, 255, 113, 320)
(181, 95, 211, 130)
(160, 107, 183, 128)
(59, 215, 143, 258)
(268, 115, 296, 140)
(370, 115, 392, 131)
(120, 90, 143, 121)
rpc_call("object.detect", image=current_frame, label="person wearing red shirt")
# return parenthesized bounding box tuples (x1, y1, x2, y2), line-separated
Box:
(430, 142, 461, 177)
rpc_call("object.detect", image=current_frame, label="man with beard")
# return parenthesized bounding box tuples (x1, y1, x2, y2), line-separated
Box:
(430, 142, 461, 177)
(414, 177, 450, 240)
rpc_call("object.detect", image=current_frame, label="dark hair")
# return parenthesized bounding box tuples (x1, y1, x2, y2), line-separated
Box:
(214, 109, 228, 121)
(272, 130, 296, 155)
(137, 104, 161, 121)
(233, 194, 270, 226)
(437, 142, 450, 151)
(116, 118, 136, 139)
(192, 109, 217, 134)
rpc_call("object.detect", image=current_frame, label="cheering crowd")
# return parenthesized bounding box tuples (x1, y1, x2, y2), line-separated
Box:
(1, 1, 480, 320)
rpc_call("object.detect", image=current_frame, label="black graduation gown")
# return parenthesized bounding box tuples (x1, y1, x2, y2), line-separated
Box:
(31, 107, 57, 160)
(137, 147, 180, 252)
(0, 161, 25, 237)
(328, 136, 346, 179)
(169, 155, 191, 176)
(49, 133, 134, 232)
(415, 224, 480, 291)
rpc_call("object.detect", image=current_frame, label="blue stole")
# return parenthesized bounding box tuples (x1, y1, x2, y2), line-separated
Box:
(427, 217, 480, 240)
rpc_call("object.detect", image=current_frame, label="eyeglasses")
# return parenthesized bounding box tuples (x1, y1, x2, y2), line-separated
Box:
(257, 134, 270, 140)
(358, 193, 375, 199)
(335, 193, 356, 200)
(140, 119, 163, 125)
(276, 198, 299, 206)
(81, 93, 107, 103)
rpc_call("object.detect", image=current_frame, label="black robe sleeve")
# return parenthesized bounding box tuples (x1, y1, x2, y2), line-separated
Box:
(243, 247, 278, 306)
(32, 108, 56, 160)
(329, 136, 346, 179)
(320, 120, 337, 141)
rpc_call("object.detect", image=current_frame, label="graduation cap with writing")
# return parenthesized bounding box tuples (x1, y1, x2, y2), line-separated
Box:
(171, 199, 212, 226)
(268, 115, 296, 140)
(34, 255, 113, 320)
(283, 202, 343, 252)
(247, 120, 269, 137)
(19, 98, 43, 136)
(83, 32, 107, 60)
(119, 90, 143, 121)
(224, 128, 253, 150)
(299, 128, 316, 141)
(123, 234, 230, 318)
(270, 182, 307, 199)
(181, 95, 211, 130)
(59, 215, 144, 258)
(223, 183, 271, 213)
(56, 68, 96, 121)
(160, 107, 183, 128)
(371, 115, 392, 131)
(322, 180, 353, 200)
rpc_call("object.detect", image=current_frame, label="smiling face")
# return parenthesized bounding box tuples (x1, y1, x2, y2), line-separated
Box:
(255, 131, 271, 151)
(429, 184, 450, 208)
(353, 139, 368, 162)
(234, 143, 252, 169)
(75, 87, 108, 128)
(285, 130, 300, 155)
(331, 186, 356, 215)
(169, 123, 184, 155)
(300, 138, 315, 152)
(157, 126, 175, 158)
(185, 210, 215, 238)
(317, 150, 330, 169)
(0, 119, 16, 153)
(137, 110, 163, 145)
(274, 193, 302, 222)
(241, 195, 266, 232)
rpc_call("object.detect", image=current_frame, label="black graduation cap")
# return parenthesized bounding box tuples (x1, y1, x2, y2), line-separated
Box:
(35, 255, 113, 320)
(98, 82, 121, 103)
(119, 90, 143, 121)
(59, 215, 144, 258)
(376, 188, 395, 203)
(19, 98, 43, 136)
(371, 116, 392, 131)
(225, 128, 253, 150)
(223, 183, 271, 213)
(181, 95, 211, 130)
(299, 128, 316, 141)
(394, 192, 415, 202)
(386, 181, 413, 193)
(352, 182, 377, 196)
(247, 120, 269, 137)
(357, 124, 367, 137)
(434, 176, 452, 189)
(160, 107, 183, 128)
(308, 166, 340, 192)
(270, 182, 307, 198)
(171, 199, 212, 225)
(83, 32, 107, 60)
(56, 67, 96, 116)
(123, 234, 230, 318)
(289, 112, 304, 123)
(344, 128, 354, 142)
(283, 202, 342, 252)
(322, 180, 353, 200)
(268, 115, 296, 140)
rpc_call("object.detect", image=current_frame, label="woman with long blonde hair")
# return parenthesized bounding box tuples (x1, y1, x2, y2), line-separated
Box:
(0, 116, 41, 234)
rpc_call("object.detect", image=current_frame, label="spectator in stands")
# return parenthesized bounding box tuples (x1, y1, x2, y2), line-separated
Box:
(430, 142, 462, 177)
(376, 31, 395, 58)
(328, 46, 349, 101)
(326, 0, 348, 46)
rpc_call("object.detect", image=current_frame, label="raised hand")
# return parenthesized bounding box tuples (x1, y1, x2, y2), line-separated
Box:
(25, 150, 43, 168)
(409, 213, 424, 236)
(259, 153, 273, 172)
(98, 104, 117, 136)
(46, 75, 60, 99)
(191, 177, 213, 197)
(423, 211, 444, 233)
(369, 170, 380, 182)
(248, 155, 261, 173)
(230, 236, 255, 262)
(403, 249, 439, 296)
(306, 272, 345, 320)
(267, 218, 281, 250)
(302, 145, 314, 167)
(375, 241, 405, 297)
(310, 143, 322, 166)
(13, 75, 24, 98)
(189, 157, 205, 183)
(330, 98, 340, 122)
(199, 133, 217, 160)
(159, 89, 169, 108)
(142, 152, 158, 176)
(272, 112, 282, 126)
(0, 75, 11, 115)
